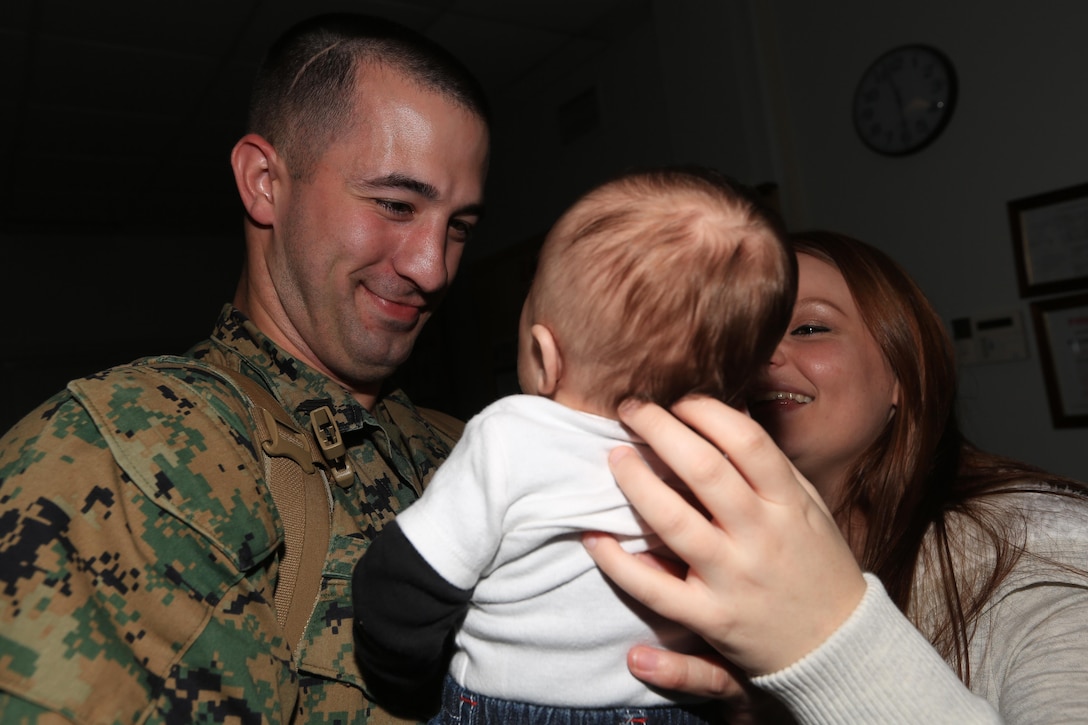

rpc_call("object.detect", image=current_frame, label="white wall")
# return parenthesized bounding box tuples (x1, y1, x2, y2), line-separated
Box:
(476, 0, 1087, 479)
(475, 8, 671, 259)
(474, 0, 774, 261)
(755, 0, 1088, 479)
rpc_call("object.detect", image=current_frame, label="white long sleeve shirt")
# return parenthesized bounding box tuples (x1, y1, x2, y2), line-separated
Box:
(358, 395, 707, 708)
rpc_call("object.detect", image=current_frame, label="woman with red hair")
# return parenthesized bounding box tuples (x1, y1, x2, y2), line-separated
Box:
(587, 231, 1088, 723)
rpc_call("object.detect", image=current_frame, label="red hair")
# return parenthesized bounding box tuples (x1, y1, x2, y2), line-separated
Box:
(791, 230, 1086, 682)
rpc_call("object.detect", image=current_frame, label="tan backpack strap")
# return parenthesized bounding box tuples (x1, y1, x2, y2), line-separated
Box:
(416, 406, 466, 446)
(206, 367, 333, 653)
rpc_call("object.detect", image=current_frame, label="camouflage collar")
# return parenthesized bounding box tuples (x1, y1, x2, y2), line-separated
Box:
(189, 304, 403, 436)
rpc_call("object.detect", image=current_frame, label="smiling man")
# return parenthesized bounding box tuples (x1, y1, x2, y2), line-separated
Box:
(233, 56, 488, 405)
(0, 14, 488, 724)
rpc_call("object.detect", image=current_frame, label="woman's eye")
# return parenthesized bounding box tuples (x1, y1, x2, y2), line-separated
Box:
(790, 324, 829, 336)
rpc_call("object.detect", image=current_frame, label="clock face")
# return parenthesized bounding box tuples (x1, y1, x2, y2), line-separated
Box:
(852, 44, 957, 156)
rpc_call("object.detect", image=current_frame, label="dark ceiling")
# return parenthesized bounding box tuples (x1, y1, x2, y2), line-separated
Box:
(1, 0, 633, 236)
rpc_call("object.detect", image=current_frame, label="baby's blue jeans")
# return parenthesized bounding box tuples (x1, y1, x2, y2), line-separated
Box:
(429, 675, 721, 725)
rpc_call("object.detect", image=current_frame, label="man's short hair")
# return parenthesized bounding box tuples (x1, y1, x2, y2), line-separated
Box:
(247, 13, 491, 178)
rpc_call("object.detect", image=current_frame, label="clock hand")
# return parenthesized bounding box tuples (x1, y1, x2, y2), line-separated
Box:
(885, 74, 911, 144)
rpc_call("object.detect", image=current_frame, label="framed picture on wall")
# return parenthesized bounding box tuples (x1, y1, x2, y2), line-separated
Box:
(1030, 292, 1088, 428)
(1008, 182, 1088, 297)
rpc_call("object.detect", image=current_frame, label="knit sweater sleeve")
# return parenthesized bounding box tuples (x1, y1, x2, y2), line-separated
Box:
(971, 571, 1088, 723)
(751, 574, 1001, 724)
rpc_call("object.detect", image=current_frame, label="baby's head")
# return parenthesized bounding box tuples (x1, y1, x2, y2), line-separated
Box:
(517, 165, 796, 417)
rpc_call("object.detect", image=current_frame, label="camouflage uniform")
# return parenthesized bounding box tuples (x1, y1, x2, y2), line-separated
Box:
(0, 304, 457, 724)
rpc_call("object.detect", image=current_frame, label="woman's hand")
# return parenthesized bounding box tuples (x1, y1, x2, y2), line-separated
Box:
(625, 644, 747, 699)
(585, 396, 866, 679)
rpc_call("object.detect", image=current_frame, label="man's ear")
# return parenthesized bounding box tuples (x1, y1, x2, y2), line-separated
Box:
(231, 133, 280, 227)
(530, 324, 563, 397)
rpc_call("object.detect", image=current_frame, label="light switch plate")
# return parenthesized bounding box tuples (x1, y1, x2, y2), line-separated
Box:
(950, 310, 1029, 366)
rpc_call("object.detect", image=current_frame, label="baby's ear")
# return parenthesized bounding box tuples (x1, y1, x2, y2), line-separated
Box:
(530, 324, 563, 397)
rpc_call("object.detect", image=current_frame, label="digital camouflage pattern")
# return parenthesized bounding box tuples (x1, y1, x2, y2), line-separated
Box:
(0, 304, 458, 723)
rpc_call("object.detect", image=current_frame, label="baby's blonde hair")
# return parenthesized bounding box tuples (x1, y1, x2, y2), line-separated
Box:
(525, 166, 796, 413)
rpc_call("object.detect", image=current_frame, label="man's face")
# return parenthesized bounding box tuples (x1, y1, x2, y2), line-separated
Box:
(267, 64, 488, 398)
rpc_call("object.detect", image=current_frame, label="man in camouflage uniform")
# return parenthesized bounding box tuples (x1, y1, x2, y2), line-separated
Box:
(0, 13, 489, 723)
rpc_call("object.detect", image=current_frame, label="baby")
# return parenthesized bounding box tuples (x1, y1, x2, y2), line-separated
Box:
(353, 165, 796, 723)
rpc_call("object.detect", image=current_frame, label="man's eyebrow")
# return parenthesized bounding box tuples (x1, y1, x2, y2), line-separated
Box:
(361, 172, 485, 218)
(363, 173, 438, 200)
(458, 201, 486, 220)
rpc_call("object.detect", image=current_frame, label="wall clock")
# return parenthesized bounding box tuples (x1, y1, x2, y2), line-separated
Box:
(852, 44, 957, 156)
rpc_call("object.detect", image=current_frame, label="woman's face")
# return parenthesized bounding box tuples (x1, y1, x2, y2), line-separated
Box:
(750, 253, 899, 505)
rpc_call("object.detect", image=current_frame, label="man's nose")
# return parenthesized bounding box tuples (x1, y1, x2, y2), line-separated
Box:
(393, 222, 450, 294)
